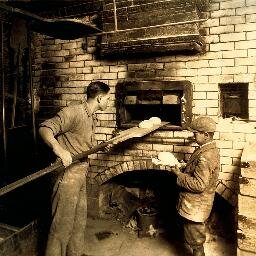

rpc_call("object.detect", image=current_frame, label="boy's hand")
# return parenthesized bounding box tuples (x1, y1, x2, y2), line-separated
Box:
(169, 165, 181, 175)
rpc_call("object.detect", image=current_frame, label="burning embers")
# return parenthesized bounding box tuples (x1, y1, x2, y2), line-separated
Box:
(116, 80, 193, 130)
(99, 170, 179, 239)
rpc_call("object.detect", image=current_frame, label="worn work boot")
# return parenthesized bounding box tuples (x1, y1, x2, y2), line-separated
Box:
(193, 246, 205, 256)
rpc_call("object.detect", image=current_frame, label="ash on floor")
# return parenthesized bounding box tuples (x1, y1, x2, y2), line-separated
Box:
(84, 217, 236, 256)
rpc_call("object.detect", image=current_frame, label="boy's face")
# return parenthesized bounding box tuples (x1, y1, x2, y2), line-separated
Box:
(98, 92, 110, 111)
(193, 131, 209, 145)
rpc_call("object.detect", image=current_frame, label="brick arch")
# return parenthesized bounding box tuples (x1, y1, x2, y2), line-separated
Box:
(94, 159, 237, 207)
(216, 180, 237, 207)
(94, 159, 173, 185)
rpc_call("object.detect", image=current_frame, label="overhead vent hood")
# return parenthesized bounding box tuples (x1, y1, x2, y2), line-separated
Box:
(0, 3, 101, 40)
(101, 0, 208, 56)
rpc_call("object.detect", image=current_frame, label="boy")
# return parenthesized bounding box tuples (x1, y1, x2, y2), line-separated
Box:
(39, 81, 110, 256)
(171, 116, 220, 256)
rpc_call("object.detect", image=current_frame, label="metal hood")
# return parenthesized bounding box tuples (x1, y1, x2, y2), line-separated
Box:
(101, 0, 208, 56)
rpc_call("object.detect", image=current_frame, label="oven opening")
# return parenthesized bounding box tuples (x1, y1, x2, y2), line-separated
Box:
(116, 80, 192, 130)
(123, 104, 182, 127)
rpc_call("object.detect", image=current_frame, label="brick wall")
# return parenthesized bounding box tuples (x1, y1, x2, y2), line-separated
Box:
(32, 1, 256, 253)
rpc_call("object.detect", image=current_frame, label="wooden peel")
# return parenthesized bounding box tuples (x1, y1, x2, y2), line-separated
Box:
(109, 121, 169, 144)
(0, 122, 169, 197)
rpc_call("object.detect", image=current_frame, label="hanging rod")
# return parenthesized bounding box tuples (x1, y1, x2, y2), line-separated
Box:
(92, 18, 208, 36)
(113, 0, 118, 31)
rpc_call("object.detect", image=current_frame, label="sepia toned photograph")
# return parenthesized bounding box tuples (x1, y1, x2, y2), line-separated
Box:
(0, 0, 255, 255)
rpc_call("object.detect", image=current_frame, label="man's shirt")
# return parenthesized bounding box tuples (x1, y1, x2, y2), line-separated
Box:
(40, 103, 97, 156)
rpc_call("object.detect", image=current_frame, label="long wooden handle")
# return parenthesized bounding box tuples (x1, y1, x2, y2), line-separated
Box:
(0, 122, 169, 197)
(0, 142, 109, 197)
(0, 129, 132, 197)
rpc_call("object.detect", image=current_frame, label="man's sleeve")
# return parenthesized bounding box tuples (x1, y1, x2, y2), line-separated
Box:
(176, 153, 212, 193)
(39, 107, 74, 136)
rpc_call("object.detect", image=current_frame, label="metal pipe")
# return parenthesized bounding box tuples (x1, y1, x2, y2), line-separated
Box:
(27, 29, 37, 145)
(0, 21, 7, 171)
(10, 46, 19, 128)
(92, 18, 208, 36)
(113, 0, 118, 31)
(0, 3, 43, 21)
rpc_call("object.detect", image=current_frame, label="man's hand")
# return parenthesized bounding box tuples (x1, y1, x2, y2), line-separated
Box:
(102, 143, 113, 153)
(39, 126, 72, 167)
(53, 144, 73, 167)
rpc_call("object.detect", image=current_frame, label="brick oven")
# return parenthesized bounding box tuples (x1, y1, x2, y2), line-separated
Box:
(1, 0, 256, 255)
(83, 79, 194, 237)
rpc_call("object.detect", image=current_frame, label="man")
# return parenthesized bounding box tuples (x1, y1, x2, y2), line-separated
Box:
(171, 116, 220, 256)
(39, 81, 110, 256)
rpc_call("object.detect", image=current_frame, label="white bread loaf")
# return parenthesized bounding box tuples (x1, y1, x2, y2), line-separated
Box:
(138, 120, 154, 128)
(157, 152, 179, 166)
(149, 117, 161, 125)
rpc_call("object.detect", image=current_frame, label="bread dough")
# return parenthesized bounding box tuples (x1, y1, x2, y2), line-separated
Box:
(149, 117, 161, 125)
(157, 152, 179, 166)
(138, 120, 154, 128)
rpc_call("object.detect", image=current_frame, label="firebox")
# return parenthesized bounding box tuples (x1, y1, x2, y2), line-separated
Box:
(116, 80, 193, 130)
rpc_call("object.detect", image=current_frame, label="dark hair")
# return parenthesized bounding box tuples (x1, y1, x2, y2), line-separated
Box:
(86, 81, 110, 99)
(207, 132, 214, 139)
(198, 131, 214, 139)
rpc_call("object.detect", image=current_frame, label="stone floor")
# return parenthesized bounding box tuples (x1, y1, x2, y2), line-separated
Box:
(84, 217, 236, 256)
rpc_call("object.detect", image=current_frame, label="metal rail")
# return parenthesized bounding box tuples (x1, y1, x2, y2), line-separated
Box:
(27, 29, 37, 145)
(113, 0, 118, 31)
(92, 18, 208, 36)
(0, 21, 7, 171)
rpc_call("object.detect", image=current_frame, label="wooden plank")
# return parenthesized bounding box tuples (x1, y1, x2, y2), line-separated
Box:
(238, 142, 256, 254)
(240, 178, 256, 198)
(240, 142, 256, 196)
(238, 217, 256, 253)
(241, 142, 256, 163)
(238, 194, 256, 220)
(241, 164, 256, 179)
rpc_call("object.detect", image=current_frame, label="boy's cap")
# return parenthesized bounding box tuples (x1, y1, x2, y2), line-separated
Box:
(188, 116, 216, 132)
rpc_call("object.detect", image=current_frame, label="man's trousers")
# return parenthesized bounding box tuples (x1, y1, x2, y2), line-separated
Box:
(45, 161, 88, 256)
